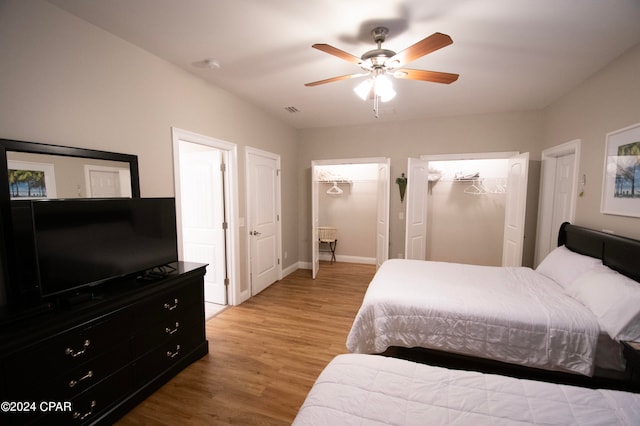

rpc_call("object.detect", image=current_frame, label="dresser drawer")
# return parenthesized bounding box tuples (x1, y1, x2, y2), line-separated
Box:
(0, 262, 207, 426)
(134, 282, 202, 331)
(133, 327, 203, 386)
(12, 341, 132, 401)
(132, 305, 202, 358)
(3, 309, 132, 387)
(31, 365, 133, 426)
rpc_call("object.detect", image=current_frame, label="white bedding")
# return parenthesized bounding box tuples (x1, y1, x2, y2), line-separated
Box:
(346, 259, 601, 376)
(293, 354, 640, 426)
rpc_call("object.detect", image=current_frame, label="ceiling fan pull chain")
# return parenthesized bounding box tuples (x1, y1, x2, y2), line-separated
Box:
(373, 94, 379, 118)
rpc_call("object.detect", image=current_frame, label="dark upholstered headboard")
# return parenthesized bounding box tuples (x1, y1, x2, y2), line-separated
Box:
(558, 222, 640, 283)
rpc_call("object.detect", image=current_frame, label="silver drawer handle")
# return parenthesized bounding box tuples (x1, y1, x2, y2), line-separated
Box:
(73, 400, 96, 421)
(167, 344, 181, 359)
(163, 298, 179, 311)
(65, 339, 90, 358)
(165, 322, 180, 335)
(69, 370, 93, 388)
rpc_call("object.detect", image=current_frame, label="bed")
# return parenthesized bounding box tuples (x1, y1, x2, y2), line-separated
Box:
(346, 223, 640, 378)
(293, 354, 640, 425)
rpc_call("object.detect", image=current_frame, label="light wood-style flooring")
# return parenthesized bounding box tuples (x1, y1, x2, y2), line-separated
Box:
(117, 261, 376, 425)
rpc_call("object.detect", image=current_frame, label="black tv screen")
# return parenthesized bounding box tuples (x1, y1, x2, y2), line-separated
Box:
(31, 198, 178, 298)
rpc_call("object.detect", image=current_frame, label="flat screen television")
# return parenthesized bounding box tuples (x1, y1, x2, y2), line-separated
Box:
(30, 197, 178, 298)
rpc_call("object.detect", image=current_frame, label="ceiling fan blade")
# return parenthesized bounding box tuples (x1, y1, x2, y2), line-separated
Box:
(394, 68, 459, 84)
(305, 73, 367, 87)
(389, 32, 453, 67)
(312, 43, 362, 65)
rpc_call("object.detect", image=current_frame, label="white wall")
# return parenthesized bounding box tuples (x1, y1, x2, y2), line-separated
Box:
(2, 1, 638, 280)
(427, 159, 508, 266)
(298, 43, 640, 263)
(318, 181, 377, 260)
(298, 111, 543, 263)
(543, 42, 640, 239)
(316, 163, 378, 261)
(0, 1, 299, 297)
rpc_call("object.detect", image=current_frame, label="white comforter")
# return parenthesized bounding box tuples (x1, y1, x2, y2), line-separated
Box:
(293, 354, 640, 426)
(346, 259, 600, 376)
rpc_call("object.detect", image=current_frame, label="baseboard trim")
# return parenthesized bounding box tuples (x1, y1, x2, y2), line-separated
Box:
(296, 256, 376, 270)
(282, 262, 299, 277)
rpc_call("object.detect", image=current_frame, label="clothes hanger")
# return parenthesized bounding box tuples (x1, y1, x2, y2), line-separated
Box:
(326, 182, 343, 195)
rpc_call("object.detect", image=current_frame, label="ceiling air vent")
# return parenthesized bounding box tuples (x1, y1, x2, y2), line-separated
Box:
(284, 106, 299, 113)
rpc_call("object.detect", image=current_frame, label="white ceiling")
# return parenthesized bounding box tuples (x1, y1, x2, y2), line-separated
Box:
(47, 0, 640, 129)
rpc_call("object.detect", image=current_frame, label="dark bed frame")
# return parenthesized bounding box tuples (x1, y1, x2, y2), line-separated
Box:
(383, 222, 640, 392)
(558, 222, 640, 283)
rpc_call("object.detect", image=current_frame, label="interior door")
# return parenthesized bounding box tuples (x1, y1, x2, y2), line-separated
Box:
(535, 140, 581, 266)
(502, 152, 529, 266)
(550, 153, 576, 250)
(375, 159, 390, 269)
(247, 149, 280, 295)
(404, 158, 429, 260)
(85, 166, 131, 197)
(177, 143, 227, 304)
(311, 162, 320, 279)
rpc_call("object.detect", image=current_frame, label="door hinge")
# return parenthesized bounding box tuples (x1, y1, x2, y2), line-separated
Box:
(277, 214, 280, 222)
(224, 278, 229, 286)
(277, 169, 281, 176)
(222, 221, 228, 230)
(278, 258, 280, 265)
(220, 163, 226, 172)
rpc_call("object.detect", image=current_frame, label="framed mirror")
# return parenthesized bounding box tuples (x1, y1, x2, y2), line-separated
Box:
(0, 138, 140, 201)
(0, 138, 140, 306)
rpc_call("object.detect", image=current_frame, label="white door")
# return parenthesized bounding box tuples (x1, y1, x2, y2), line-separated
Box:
(502, 152, 529, 266)
(550, 154, 576, 246)
(177, 142, 227, 304)
(85, 166, 131, 198)
(89, 170, 121, 197)
(311, 162, 320, 279)
(247, 148, 281, 295)
(535, 140, 580, 265)
(376, 159, 390, 269)
(404, 158, 429, 260)
(172, 127, 241, 305)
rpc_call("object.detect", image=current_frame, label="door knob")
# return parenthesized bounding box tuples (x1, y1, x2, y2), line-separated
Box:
(250, 230, 262, 236)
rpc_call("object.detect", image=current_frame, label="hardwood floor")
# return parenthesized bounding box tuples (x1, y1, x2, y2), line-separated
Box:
(117, 261, 376, 425)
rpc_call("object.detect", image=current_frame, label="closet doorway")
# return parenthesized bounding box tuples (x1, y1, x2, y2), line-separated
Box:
(172, 128, 240, 309)
(311, 158, 390, 279)
(405, 152, 529, 267)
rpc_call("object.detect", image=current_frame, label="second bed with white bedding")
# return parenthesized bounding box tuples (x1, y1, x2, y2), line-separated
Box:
(293, 354, 640, 426)
(346, 259, 601, 376)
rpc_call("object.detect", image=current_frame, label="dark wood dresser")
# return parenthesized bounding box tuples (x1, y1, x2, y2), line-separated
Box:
(0, 262, 208, 425)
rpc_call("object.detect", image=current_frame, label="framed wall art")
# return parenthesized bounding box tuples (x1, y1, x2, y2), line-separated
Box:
(7, 160, 57, 199)
(601, 122, 640, 217)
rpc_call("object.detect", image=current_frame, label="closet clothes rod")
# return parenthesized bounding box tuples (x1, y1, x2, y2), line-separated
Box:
(319, 179, 377, 183)
(318, 179, 351, 183)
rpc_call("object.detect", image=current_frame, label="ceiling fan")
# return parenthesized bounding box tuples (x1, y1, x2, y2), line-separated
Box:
(305, 27, 458, 116)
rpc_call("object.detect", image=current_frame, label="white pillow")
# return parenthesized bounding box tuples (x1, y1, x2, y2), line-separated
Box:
(568, 266, 640, 341)
(566, 265, 620, 316)
(535, 245, 602, 289)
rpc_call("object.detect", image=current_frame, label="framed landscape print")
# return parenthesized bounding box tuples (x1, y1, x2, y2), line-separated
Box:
(601, 122, 640, 217)
(7, 160, 57, 199)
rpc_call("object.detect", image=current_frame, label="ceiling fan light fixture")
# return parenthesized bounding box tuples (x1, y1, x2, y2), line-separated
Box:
(353, 78, 373, 101)
(374, 75, 396, 102)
